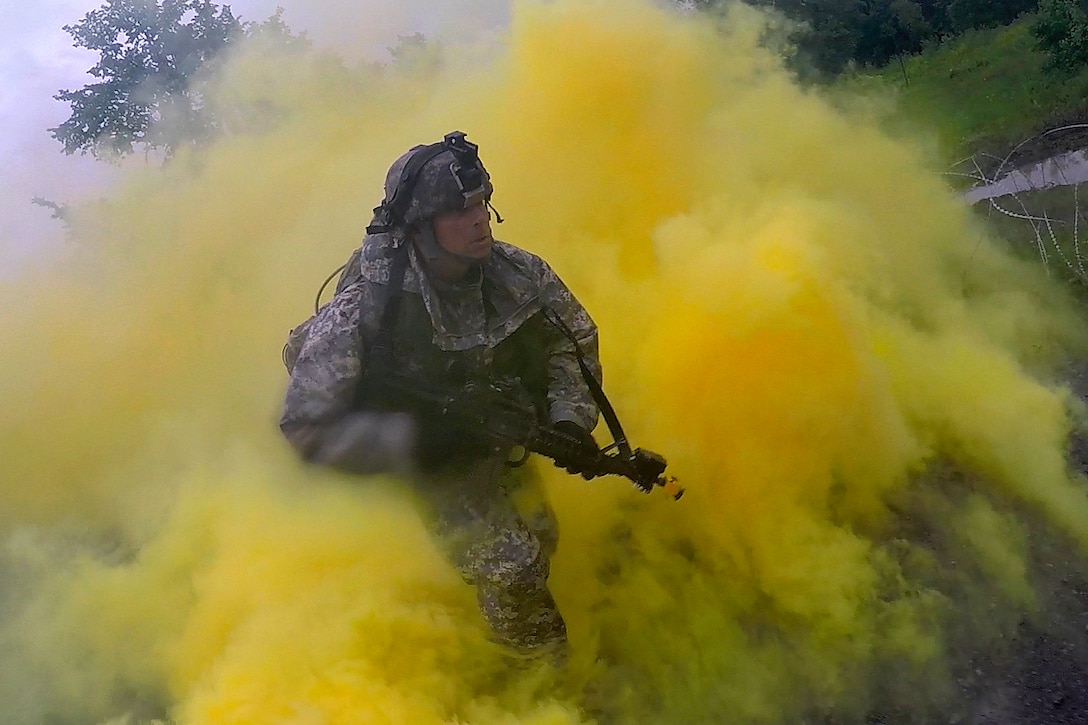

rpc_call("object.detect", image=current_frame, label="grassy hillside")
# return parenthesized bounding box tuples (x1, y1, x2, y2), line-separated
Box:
(835, 16, 1088, 293)
(863, 17, 1088, 164)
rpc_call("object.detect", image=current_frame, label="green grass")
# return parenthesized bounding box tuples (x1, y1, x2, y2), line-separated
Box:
(832, 18, 1088, 292)
(975, 183, 1088, 291)
(855, 17, 1088, 162)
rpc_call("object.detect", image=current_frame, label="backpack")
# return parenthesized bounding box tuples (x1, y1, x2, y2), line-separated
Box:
(282, 247, 364, 374)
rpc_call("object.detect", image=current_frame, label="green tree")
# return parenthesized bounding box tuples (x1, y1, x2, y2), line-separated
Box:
(688, 0, 1043, 76)
(738, 0, 932, 75)
(855, 0, 931, 67)
(750, 0, 868, 76)
(913, 0, 953, 37)
(946, 0, 1038, 32)
(51, 0, 243, 158)
(1033, 0, 1088, 72)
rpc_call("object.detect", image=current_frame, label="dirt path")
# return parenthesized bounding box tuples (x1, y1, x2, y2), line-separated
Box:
(962, 366, 1088, 725)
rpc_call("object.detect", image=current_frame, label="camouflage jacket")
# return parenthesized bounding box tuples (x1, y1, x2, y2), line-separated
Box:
(279, 232, 600, 473)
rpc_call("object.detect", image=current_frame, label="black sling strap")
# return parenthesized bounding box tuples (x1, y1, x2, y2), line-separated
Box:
(492, 250, 633, 457)
(368, 240, 631, 458)
(539, 306, 633, 458)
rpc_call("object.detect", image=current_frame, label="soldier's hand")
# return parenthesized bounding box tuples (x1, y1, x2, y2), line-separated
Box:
(552, 421, 599, 479)
(311, 412, 417, 476)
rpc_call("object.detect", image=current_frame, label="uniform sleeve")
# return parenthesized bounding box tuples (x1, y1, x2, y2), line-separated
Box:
(279, 283, 415, 475)
(535, 262, 601, 432)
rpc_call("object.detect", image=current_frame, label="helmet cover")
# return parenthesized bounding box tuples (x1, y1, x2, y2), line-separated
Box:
(381, 133, 493, 226)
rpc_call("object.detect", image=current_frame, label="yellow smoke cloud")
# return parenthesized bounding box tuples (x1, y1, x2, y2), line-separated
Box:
(3, 0, 1088, 723)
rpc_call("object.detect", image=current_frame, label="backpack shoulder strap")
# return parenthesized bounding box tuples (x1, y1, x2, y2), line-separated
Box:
(367, 241, 412, 377)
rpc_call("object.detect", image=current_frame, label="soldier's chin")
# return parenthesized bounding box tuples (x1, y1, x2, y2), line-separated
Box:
(467, 238, 493, 260)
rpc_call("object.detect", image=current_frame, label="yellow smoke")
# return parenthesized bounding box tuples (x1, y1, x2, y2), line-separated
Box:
(3, 0, 1087, 723)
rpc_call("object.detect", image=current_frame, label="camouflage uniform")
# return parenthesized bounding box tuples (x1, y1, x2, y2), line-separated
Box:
(280, 226, 599, 653)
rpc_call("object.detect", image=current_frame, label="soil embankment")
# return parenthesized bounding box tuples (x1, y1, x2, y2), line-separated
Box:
(974, 116, 1088, 181)
(954, 366, 1088, 725)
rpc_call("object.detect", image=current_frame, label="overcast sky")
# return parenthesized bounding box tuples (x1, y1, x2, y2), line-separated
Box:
(0, 0, 509, 274)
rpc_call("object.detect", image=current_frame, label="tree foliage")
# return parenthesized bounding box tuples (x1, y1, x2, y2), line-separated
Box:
(1033, 0, 1088, 72)
(855, 0, 929, 65)
(946, 0, 1039, 33)
(688, 0, 1041, 76)
(745, 0, 933, 75)
(51, 0, 243, 158)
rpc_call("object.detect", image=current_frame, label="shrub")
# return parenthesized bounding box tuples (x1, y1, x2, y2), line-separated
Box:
(1033, 0, 1088, 72)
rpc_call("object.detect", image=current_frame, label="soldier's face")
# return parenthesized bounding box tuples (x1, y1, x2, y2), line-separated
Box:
(432, 202, 493, 261)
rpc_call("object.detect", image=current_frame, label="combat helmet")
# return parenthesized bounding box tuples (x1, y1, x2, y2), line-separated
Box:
(368, 131, 494, 234)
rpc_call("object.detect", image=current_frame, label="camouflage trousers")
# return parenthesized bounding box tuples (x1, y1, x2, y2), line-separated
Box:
(415, 456, 566, 654)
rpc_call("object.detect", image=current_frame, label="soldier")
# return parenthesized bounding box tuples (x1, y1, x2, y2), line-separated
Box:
(280, 131, 601, 658)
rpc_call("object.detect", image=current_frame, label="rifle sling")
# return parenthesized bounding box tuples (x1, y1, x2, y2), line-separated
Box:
(370, 243, 630, 459)
(540, 306, 632, 458)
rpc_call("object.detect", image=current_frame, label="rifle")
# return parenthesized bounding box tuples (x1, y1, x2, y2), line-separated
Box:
(373, 374, 684, 500)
